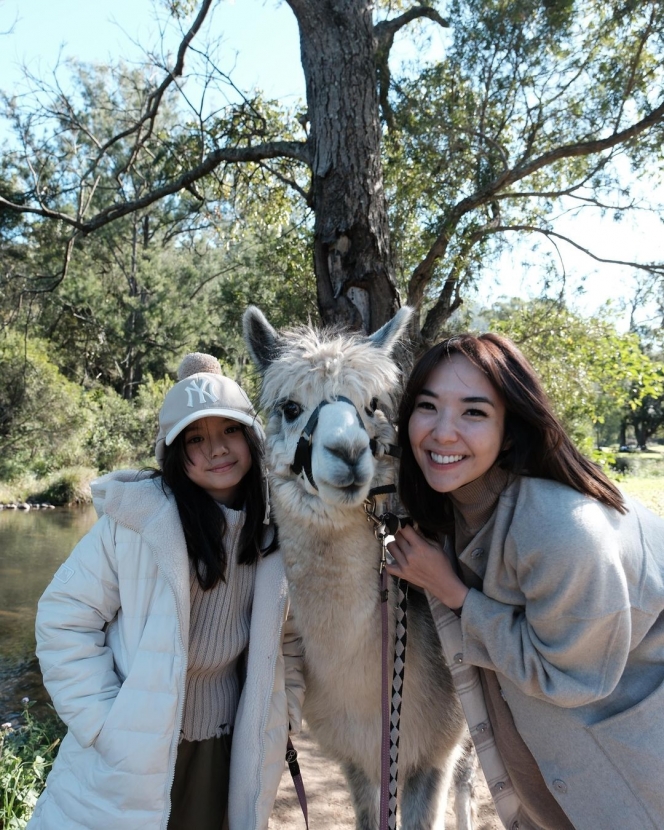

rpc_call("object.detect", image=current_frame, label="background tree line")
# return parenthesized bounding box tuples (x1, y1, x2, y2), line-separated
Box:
(1, 0, 663, 494)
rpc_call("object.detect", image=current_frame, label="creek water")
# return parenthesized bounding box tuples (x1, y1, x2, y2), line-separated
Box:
(0, 505, 96, 722)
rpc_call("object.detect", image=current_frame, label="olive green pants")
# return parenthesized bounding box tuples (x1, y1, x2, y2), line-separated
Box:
(168, 734, 231, 830)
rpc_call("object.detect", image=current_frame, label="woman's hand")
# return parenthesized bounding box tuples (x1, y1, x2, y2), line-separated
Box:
(386, 524, 469, 611)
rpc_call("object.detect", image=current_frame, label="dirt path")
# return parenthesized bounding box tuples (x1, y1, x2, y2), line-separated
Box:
(269, 725, 502, 829)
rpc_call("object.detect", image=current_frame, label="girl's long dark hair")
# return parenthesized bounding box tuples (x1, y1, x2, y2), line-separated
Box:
(156, 424, 275, 590)
(398, 332, 625, 535)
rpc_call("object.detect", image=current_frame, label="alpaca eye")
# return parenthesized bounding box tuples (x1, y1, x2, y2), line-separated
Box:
(282, 401, 303, 422)
(365, 398, 378, 417)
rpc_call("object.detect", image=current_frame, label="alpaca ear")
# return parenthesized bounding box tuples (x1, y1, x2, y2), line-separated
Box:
(367, 306, 412, 354)
(243, 306, 283, 373)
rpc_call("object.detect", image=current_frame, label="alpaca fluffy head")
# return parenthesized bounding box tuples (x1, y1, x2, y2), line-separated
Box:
(243, 307, 412, 521)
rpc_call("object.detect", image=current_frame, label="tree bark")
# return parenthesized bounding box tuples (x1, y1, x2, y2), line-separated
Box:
(287, 0, 400, 332)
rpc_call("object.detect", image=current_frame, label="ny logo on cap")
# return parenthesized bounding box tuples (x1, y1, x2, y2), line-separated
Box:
(185, 378, 220, 407)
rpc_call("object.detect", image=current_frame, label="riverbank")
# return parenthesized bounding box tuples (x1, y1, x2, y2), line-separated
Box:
(0, 467, 98, 507)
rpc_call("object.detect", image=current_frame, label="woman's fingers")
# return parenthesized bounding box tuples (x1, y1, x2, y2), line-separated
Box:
(386, 537, 406, 567)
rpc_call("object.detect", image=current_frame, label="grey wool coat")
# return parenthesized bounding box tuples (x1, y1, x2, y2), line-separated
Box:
(428, 475, 664, 830)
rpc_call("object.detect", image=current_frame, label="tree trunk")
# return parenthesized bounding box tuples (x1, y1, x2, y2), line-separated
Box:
(619, 419, 627, 448)
(632, 419, 648, 451)
(288, 0, 400, 333)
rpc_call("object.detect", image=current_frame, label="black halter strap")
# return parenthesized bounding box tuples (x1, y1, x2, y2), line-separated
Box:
(290, 395, 398, 490)
(290, 399, 331, 488)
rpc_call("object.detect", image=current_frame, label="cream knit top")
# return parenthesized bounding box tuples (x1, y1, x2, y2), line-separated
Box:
(181, 505, 257, 742)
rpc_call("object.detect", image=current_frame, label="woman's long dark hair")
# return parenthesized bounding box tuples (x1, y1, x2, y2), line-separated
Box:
(156, 424, 275, 590)
(398, 332, 625, 535)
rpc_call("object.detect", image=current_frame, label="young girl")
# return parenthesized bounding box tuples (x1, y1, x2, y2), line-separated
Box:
(386, 333, 664, 830)
(29, 353, 304, 830)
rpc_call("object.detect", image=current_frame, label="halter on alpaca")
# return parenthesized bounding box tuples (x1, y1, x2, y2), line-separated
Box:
(291, 394, 401, 490)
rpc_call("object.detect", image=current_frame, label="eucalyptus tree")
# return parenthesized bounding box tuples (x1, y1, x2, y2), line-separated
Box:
(1, 0, 664, 342)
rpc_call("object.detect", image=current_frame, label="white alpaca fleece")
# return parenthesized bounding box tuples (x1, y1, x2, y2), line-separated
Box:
(244, 307, 470, 828)
(260, 324, 401, 417)
(29, 471, 304, 830)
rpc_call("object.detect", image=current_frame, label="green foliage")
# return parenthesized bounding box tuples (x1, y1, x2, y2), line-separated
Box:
(483, 298, 663, 448)
(84, 386, 145, 472)
(384, 0, 664, 327)
(0, 333, 88, 479)
(1, 59, 315, 400)
(0, 325, 171, 481)
(0, 703, 64, 827)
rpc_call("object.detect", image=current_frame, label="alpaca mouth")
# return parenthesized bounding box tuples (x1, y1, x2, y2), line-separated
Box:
(317, 477, 370, 503)
(333, 483, 366, 504)
(323, 470, 371, 490)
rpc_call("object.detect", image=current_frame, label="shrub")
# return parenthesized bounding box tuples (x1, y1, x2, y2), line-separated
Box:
(0, 702, 65, 827)
(29, 467, 97, 506)
(0, 334, 87, 479)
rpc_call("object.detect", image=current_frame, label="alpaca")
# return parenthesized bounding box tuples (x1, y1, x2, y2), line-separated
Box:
(243, 306, 473, 830)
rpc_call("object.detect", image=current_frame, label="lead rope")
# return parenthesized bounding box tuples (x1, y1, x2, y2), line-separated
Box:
(367, 501, 409, 830)
(286, 737, 309, 829)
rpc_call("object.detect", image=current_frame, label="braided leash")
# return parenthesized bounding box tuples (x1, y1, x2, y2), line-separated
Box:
(388, 579, 408, 829)
(366, 500, 409, 830)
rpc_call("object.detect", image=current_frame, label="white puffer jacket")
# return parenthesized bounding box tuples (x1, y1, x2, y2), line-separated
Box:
(28, 471, 304, 830)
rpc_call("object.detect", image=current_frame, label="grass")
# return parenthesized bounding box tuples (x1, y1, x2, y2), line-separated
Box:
(608, 443, 664, 516)
(618, 478, 664, 516)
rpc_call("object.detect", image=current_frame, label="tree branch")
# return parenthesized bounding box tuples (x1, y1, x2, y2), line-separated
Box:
(91, 0, 216, 177)
(0, 140, 310, 233)
(496, 97, 664, 192)
(487, 224, 664, 276)
(11, 234, 79, 294)
(374, 7, 450, 47)
(407, 96, 664, 308)
(256, 160, 312, 204)
(374, 7, 450, 129)
(421, 207, 501, 341)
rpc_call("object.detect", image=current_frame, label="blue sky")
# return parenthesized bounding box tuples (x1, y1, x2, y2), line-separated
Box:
(0, 0, 304, 100)
(0, 0, 660, 329)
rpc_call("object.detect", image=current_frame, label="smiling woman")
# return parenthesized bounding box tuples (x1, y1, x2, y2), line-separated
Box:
(387, 332, 664, 830)
(408, 354, 506, 494)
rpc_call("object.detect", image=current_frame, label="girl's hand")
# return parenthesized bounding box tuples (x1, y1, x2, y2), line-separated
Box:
(386, 524, 469, 611)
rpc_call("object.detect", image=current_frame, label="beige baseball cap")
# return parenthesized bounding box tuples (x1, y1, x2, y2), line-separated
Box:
(155, 353, 264, 465)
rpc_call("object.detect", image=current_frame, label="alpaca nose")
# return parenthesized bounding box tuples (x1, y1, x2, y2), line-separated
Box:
(324, 441, 369, 468)
(315, 401, 372, 484)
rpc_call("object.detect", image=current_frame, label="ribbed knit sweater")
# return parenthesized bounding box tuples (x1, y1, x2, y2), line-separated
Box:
(181, 506, 257, 742)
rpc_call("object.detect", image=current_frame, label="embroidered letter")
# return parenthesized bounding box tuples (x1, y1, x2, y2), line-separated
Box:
(185, 378, 220, 407)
